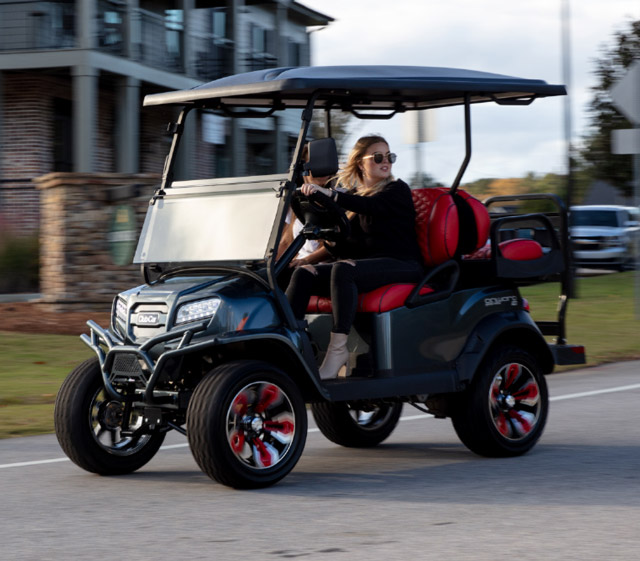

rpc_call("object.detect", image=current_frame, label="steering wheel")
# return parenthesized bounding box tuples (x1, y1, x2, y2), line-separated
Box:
(290, 190, 351, 243)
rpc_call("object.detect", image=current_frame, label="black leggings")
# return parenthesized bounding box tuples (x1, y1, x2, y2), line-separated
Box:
(285, 257, 424, 334)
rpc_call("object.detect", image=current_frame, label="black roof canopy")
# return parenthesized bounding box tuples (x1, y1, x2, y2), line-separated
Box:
(143, 65, 566, 112)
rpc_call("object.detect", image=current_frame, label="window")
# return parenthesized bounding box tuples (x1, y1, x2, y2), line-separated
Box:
(212, 8, 226, 39)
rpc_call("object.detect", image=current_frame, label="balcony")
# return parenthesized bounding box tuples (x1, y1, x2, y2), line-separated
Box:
(0, 3, 251, 82)
(0, 1, 75, 51)
(137, 8, 184, 74)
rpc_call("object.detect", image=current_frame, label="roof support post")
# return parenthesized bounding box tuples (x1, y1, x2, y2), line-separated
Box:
(449, 93, 471, 195)
(450, 94, 471, 194)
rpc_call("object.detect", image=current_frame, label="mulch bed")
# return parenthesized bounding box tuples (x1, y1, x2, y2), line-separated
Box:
(0, 302, 110, 335)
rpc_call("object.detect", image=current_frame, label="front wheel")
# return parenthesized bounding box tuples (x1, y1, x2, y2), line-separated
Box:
(451, 346, 548, 457)
(54, 358, 165, 475)
(186, 360, 307, 489)
(311, 401, 403, 448)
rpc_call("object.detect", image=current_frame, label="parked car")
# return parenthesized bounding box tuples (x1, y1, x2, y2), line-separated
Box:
(570, 205, 640, 270)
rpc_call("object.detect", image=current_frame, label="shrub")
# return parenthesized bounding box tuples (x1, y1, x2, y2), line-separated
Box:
(0, 231, 40, 293)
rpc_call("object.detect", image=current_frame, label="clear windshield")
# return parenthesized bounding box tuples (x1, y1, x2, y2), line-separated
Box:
(133, 176, 285, 265)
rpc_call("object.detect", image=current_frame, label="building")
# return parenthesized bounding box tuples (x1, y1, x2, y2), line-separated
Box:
(0, 0, 332, 234)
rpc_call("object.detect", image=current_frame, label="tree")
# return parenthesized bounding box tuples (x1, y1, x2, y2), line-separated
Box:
(579, 19, 640, 197)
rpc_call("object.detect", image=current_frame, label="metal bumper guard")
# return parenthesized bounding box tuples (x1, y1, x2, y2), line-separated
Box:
(81, 319, 211, 403)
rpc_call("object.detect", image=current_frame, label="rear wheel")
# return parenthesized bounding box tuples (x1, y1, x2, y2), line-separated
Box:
(187, 360, 307, 489)
(54, 358, 165, 475)
(311, 401, 402, 448)
(452, 346, 548, 457)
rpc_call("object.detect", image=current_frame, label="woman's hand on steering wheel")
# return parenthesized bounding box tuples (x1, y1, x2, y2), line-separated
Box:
(301, 183, 333, 199)
(290, 183, 350, 242)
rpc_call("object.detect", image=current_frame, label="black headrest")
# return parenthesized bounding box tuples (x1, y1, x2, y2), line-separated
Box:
(305, 138, 338, 178)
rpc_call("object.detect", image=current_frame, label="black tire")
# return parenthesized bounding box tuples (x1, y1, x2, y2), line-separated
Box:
(311, 401, 402, 448)
(54, 357, 165, 475)
(186, 360, 307, 489)
(451, 346, 548, 457)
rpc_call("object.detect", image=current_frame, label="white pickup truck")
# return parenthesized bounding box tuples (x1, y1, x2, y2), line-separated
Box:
(570, 205, 640, 270)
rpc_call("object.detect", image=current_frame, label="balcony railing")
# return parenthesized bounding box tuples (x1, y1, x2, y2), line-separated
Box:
(0, 1, 75, 51)
(137, 8, 184, 74)
(191, 35, 234, 82)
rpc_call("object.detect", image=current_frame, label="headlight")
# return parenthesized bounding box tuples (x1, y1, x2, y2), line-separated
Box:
(115, 297, 127, 323)
(176, 297, 221, 325)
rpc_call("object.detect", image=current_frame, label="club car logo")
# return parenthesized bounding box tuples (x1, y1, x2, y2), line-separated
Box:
(484, 296, 518, 307)
(136, 312, 160, 326)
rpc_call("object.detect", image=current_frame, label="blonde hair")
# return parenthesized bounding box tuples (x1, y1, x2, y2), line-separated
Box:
(337, 134, 394, 198)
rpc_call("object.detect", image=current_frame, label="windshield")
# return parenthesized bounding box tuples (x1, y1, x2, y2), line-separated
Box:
(570, 210, 620, 228)
(133, 176, 284, 265)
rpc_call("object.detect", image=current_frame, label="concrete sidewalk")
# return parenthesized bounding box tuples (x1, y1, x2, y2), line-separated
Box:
(0, 293, 41, 303)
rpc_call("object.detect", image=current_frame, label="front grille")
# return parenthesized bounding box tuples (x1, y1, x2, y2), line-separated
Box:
(573, 238, 605, 251)
(110, 353, 148, 384)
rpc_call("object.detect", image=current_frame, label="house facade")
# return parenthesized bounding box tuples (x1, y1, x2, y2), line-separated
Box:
(0, 0, 332, 234)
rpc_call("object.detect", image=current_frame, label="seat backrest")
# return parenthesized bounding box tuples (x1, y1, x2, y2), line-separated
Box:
(411, 187, 490, 266)
(454, 189, 491, 255)
(305, 138, 339, 178)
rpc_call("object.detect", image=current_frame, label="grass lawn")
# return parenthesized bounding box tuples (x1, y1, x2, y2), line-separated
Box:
(0, 333, 93, 439)
(521, 271, 640, 367)
(0, 272, 638, 439)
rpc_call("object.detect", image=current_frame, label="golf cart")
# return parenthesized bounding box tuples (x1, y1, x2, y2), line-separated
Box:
(54, 66, 585, 489)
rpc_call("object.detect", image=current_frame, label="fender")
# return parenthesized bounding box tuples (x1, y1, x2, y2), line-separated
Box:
(455, 310, 554, 385)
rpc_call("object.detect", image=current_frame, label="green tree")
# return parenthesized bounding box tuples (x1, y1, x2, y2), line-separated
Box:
(580, 19, 640, 197)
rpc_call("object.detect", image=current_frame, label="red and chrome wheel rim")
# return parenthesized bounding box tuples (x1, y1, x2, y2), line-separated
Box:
(226, 381, 296, 470)
(488, 362, 541, 441)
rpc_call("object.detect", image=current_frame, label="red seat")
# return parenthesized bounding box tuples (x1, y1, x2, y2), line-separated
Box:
(303, 187, 544, 315)
(307, 284, 434, 314)
(464, 239, 544, 261)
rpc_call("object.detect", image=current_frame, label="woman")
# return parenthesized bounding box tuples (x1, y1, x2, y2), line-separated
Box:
(286, 135, 424, 379)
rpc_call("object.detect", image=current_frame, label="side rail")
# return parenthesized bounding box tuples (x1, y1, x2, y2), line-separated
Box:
(489, 213, 564, 279)
(484, 193, 573, 347)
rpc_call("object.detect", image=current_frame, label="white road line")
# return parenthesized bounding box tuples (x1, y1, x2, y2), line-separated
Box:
(549, 383, 640, 401)
(2, 382, 639, 470)
(0, 457, 69, 469)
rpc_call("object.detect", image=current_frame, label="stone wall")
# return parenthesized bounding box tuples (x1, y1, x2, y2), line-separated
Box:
(34, 172, 160, 312)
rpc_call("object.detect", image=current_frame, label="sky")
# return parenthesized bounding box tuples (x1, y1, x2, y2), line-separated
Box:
(301, 0, 639, 186)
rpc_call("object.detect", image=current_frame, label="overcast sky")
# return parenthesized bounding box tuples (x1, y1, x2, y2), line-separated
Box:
(302, 0, 639, 185)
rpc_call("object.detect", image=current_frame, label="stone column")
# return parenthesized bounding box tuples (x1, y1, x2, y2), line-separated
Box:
(34, 172, 160, 312)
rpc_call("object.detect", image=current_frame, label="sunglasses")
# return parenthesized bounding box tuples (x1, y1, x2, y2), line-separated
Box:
(362, 152, 397, 164)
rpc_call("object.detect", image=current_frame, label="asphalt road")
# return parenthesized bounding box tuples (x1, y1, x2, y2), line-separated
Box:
(2, 361, 639, 561)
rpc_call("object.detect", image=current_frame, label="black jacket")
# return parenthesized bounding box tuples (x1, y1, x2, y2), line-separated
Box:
(332, 179, 423, 263)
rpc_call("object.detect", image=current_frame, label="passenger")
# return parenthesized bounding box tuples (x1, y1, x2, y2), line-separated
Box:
(277, 143, 333, 267)
(286, 134, 424, 379)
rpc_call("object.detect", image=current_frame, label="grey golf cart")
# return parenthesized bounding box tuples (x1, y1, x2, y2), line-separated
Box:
(54, 66, 585, 489)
